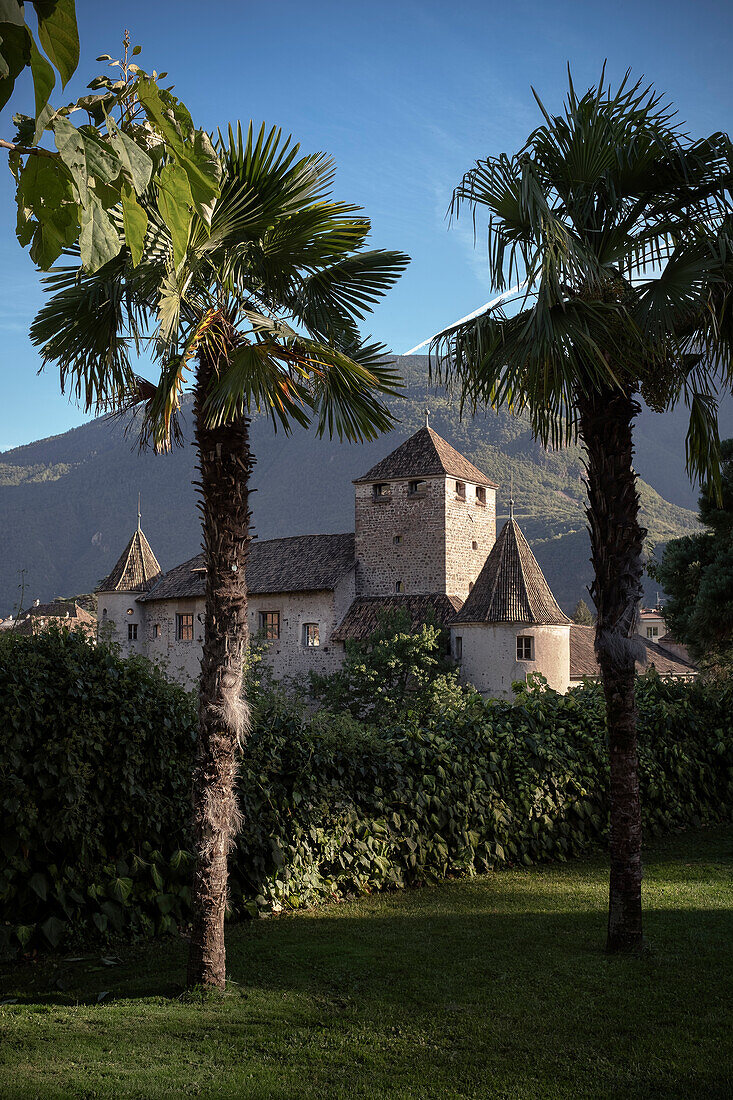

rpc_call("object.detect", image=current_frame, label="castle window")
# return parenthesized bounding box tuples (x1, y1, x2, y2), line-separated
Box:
(154, 624, 161, 638)
(372, 483, 391, 500)
(454, 636, 463, 661)
(303, 623, 320, 647)
(408, 479, 427, 496)
(472, 540, 478, 550)
(516, 635, 534, 661)
(259, 611, 280, 640)
(393, 534, 403, 545)
(456, 481, 466, 499)
(395, 580, 404, 593)
(128, 623, 138, 641)
(476, 486, 486, 506)
(176, 613, 194, 641)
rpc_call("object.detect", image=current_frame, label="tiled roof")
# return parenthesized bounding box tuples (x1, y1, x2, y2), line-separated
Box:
(29, 601, 96, 623)
(14, 601, 96, 636)
(98, 527, 162, 593)
(139, 532, 356, 603)
(354, 426, 498, 487)
(453, 518, 570, 625)
(569, 625, 696, 679)
(332, 594, 464, 642)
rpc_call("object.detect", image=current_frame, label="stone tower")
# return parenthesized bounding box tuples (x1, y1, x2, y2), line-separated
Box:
(353, 421, 498, 601)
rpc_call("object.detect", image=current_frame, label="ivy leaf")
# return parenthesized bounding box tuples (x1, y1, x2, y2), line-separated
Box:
(79, 192, 121, 272)
(156, 161, 192, 269)
(29, 31, 54, 120)
(105, 114, 153, 196)
(40, 914, 65, 948)
(121, 180, 147, 267)
(34, 0, 79, 88)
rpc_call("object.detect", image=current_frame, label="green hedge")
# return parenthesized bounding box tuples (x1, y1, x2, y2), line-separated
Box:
(1, 631, 732, 952)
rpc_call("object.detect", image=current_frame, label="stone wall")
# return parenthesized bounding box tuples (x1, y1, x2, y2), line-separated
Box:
(443, 478, 496, 601)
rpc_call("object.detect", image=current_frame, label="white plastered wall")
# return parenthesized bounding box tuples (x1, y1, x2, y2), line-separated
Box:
(452, 622, 571, 699)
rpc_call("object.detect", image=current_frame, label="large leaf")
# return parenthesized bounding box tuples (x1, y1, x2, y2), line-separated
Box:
(121, 180, 148, 267)
(79, 193, 122, 271)
(53, 116, 121, 205)
(156, 161, 193, 268)
(0, 17, 30, 109)
(105, 114, 153, 196)
(16, 154, 79, 268)
(29, 30, 54, 120)
(34, 0, 78, 87)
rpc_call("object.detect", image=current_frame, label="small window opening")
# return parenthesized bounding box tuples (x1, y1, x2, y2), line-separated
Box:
(176, 613, 194, 641)
(472, 540, 478, 550)
(393, 534, 403, 545)
(408, 479, 427, 495)
(468, 581, 474, 592)
(303, 622, 320, 647)
(372, 483, 391, 499)
(259, 611, 280, 640)
(395, 580, 404, 593)
(516, 635, 534, 661)
(128, 623, 138, 641)
(454, 636, 463, 661)
(476, 486, 486, 505)
(154, 624, 161, 638)
(455, 481, 466, 498)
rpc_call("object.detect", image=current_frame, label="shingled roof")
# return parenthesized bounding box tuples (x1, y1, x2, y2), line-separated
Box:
(98, 527, 162, 593)
(332, 594, 463, 642)
(453, 518, 570, 625)
(569, 625, 697, 679)
(139, 533, 356, 603)
(354, 426, 498, 487)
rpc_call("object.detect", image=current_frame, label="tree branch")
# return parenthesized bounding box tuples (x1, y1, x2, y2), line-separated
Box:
(0, 139, 58, 159)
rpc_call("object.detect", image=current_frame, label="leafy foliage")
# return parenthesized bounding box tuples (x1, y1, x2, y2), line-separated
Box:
(1, 631, 730, 952)
(651, 438, 733, 667)
(308, 610, 461, 722)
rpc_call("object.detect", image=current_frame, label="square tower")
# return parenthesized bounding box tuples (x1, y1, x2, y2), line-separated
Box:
(353, 424, 497, 601)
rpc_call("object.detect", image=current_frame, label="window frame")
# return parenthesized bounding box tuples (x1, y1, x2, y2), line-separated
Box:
(303, 622, 320, 648)
(407, 479, 427, 496)
(372, 482, 391, 501)
(395, 580, 404, 593)
(454, 635, 463, 661)
(127, 622, 138, 641)
(258, 610, 281, 640)
(516, 635, 534, 661)
(176, 612, 194, 642)
(476, 485, 487, 506)
(455, 480, 466, 499)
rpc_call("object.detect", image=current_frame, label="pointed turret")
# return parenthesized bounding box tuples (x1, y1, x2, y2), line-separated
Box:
(97, 526, 162, 593)
(354, 425, 498, 487)
(454, 517, 569, 625)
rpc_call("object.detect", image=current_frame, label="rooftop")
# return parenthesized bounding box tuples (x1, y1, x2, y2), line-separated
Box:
(139, 532, 356, 603)
(98, 526, 162, 594)
(453, 518, 570, 625)
(332, 594, 463, 642)
(354, 425, 498, 487)
(570, 625, 696, 679)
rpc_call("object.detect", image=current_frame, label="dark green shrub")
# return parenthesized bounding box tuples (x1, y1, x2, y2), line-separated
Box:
(1, 629, 731, 952)
(0, 629, 196, 952)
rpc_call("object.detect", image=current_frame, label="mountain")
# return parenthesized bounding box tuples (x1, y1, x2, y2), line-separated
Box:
(1, 355, 729, 617)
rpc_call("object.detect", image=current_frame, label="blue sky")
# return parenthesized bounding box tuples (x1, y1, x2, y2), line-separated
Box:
(0, 0, 732, 449)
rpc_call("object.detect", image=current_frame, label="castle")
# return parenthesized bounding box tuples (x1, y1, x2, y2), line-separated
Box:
(97, 422, 695, 694)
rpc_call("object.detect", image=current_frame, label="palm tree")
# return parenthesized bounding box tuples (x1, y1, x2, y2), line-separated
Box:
(432, 71, 733, 952)
(31, 123, 408, 989)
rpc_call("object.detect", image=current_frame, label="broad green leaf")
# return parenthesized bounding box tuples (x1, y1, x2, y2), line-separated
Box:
(16, 153, 78, 266)
(121, 180, 148, 266)
(0, 2, 25, 27)
(0, 20, 30, 109)
(35, 0, 79, 87)
(40, 914, 65, 948)
(28, 871, 48, 900)
(79, 192, 122, 272)
(29, 202, 78, 267)
(156, 161, 192, 268)
(33, 99, 55, 144)
(53, 116, 121, 204)
(137, 76, 219, 224)
(29, 32, 54, 120)
(105, 114, 153, 195)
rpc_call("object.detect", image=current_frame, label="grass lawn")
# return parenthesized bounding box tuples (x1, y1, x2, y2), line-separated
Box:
(1, 826, 732, 1100)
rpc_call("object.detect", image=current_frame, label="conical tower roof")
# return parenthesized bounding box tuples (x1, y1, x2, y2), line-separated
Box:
(354, 425, 497, 487)
(454, 518, 570, 625)
(97, 526, 162, 593)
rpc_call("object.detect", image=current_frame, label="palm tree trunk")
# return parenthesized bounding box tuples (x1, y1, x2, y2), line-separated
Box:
(187, 332, 253, 990)
(578, 385, 646, 954)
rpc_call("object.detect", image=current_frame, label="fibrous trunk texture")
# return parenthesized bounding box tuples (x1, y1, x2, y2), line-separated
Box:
(187, 329, 253, 990)
(578, 385, 646, 954)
